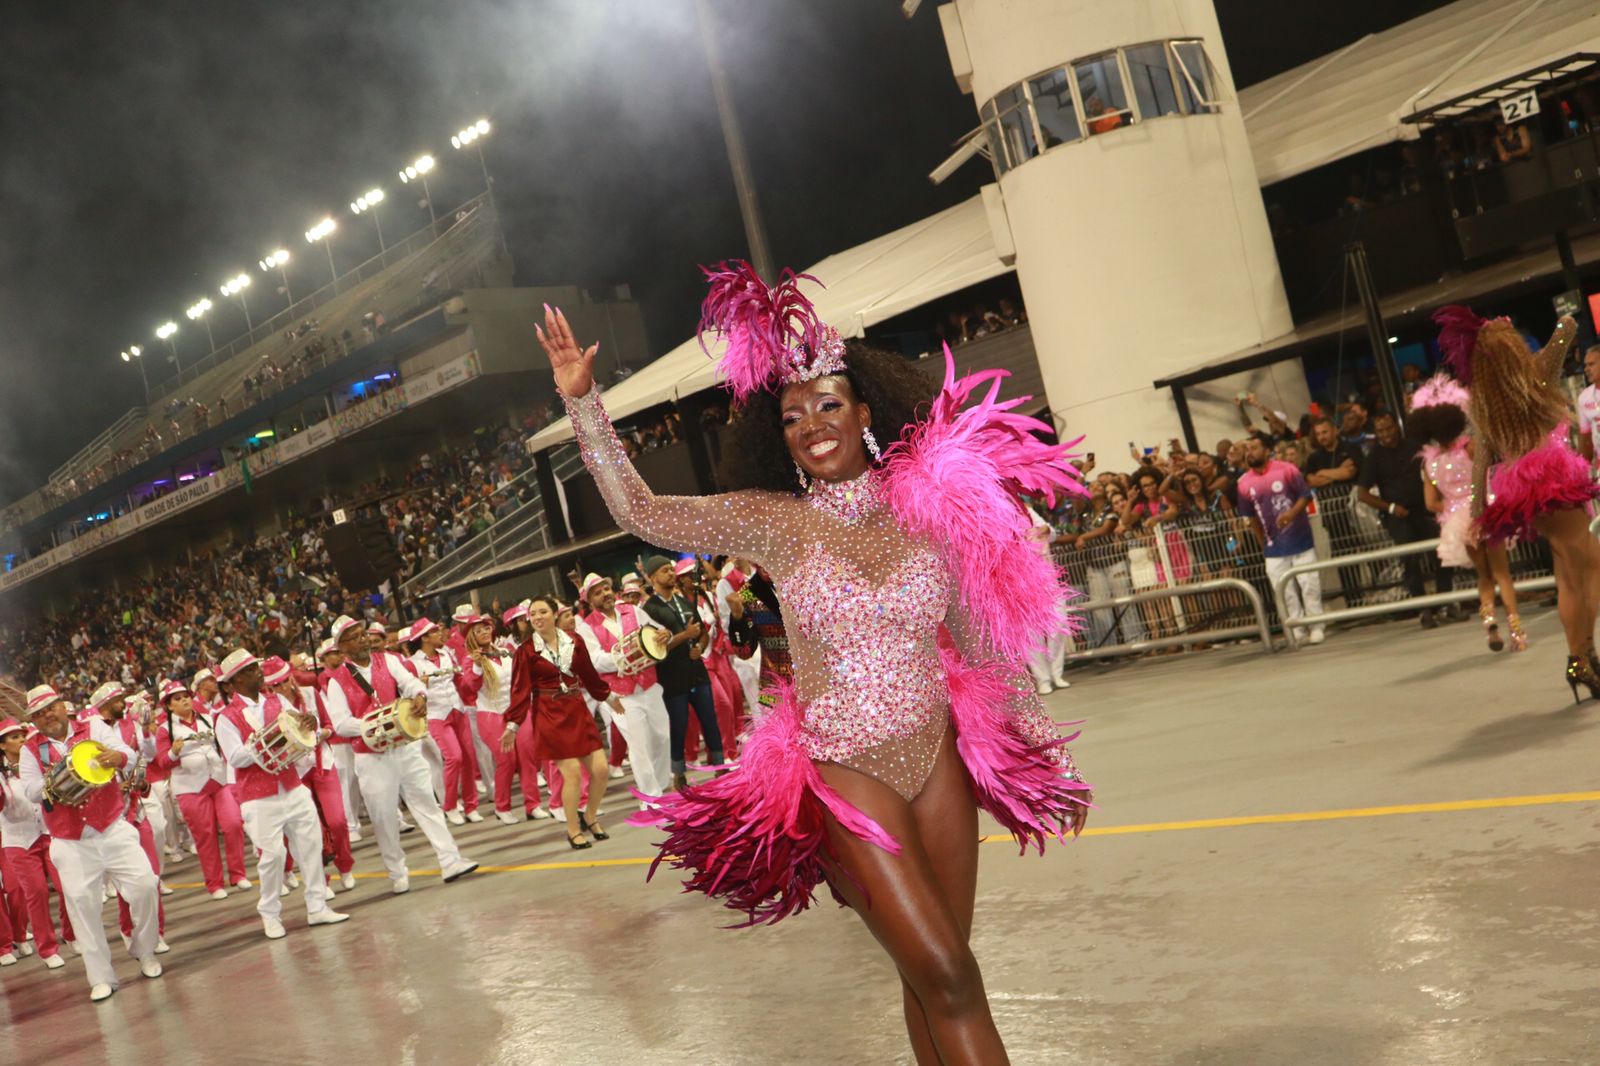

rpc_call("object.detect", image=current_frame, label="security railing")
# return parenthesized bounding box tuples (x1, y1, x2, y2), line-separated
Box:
(1062, 578, 1274, 661)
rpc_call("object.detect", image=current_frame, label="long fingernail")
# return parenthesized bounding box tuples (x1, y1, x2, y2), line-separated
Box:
(543, 302, 551, 312)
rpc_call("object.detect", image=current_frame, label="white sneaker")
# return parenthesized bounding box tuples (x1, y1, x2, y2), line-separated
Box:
(16, 941, 33, 958)
(474, 780, 487, 795)
(43, 953, 65, 970)
(323, 878, 337, 897)
(159, 881, 174, 897)
(121, 933, 131, 952)
(155, 937, 170, 955)
(391, 876, 410, 895)
(0, 953, 16, 966)
(494, 810, 519, 825)
(528, 806, 553, 821)
(1309, 626, 1327, 645)
(307, 909, 351, 927)
(262, 917, 287, 940)
(348, 829, 363, 843)
(209, 888, 228, 901)
(140, 958, 163, 979)
(441, 859, 479, 884)
(1052, 676, 1071, 690)
(608, 766, 623, 779)
(398, 819, 416, 833)
(234, 878, 252, 890)
(550, 807, 567, 823)
(536, 773, 546, 787)
(90, 983, 115, 1002)
(1034, 680, 1053, 696)
(286, 871, 301, 889)
(70, 941, 85, 957)
(341, 872, 357, 890)
(446, 810, 465, 826)
(465, 810, 484, 823)
(279, 883, 291, 897)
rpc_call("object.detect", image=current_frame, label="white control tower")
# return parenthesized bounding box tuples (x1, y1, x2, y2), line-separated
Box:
(937, 0, 1305, 452)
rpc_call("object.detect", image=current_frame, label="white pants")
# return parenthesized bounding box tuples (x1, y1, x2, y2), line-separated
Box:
(612, 685, 673, 798)
(1266, 549, 1324, 626)
(461, 705, 496, 792)
(1027, 631, 1069, 686)
(730, 652, 762, 723)
(239, 788, 330, 921)
(353, 746, 461, 881)
(332, 744, 362, 830)
(51, 821, 159, 989)
(149, 779, 192, 851)
(419, 735, 446, 803)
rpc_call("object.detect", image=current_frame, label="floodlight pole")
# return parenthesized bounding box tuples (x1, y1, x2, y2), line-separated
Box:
(695, 0, 775, 283)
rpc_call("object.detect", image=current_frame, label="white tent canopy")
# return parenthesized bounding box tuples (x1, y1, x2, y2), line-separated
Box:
(526, 193, 1010, 450)
(1241, 0, 1600, 186)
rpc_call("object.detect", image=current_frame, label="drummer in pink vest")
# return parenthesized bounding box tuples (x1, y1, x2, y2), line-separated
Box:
(576, 573, 673, 803)
(85, 682, 171, 953)
(316, 639, 364, 843)
(322, 615, 479, 893)
(269, 656, 358, 895)
(213, 649, 351, 940)
(17, 684, 161, 1002)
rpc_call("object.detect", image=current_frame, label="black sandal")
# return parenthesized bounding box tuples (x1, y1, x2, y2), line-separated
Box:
(566, 832, 592, 850)
(579, 813, 609, 841)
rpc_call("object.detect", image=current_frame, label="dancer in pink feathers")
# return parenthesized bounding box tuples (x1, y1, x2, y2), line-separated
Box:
(536, 262, 1091, 1063)
(1409, 374, 1527, 653)
(1434, 306, 1600, 700)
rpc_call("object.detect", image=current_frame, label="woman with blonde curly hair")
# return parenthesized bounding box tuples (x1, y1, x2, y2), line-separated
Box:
(1435, 307, 1600, 698)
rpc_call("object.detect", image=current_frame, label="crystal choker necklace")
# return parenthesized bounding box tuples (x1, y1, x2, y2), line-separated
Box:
(807, 468, 884, 525)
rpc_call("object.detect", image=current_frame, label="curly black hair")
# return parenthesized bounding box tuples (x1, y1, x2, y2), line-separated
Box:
(718, 341, 939, 494)
(1405, 403, 1467, 447)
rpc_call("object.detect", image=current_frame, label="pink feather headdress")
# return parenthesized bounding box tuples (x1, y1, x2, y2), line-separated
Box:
(1408, 373, 1469, 411)
(1431, 305, 1488, 384)
(698, 261, 847, 403)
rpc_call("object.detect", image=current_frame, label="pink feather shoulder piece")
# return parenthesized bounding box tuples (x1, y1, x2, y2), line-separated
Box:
(880, 346, 1087, 664)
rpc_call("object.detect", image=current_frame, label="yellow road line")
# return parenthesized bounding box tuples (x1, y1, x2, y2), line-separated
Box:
(160, 790, 1600, 888)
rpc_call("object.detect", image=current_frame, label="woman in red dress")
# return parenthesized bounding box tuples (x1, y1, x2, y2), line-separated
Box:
(509, 595, 622, 849)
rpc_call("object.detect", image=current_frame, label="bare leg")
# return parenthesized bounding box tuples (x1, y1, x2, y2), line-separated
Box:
(1485, 546, 1519, 618)
(556, 758, 585, 840)
(1534, 508, 1600, 655)
(818, 731, 1007, 1066)
(582, 748, 609, 825)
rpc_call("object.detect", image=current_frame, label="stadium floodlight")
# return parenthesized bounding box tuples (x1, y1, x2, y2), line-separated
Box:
(221, 272, 253, 329)
(258, 249, 293, 306)
(185, 298, 216, 352)
(120, 346, 149, 401)
(351, 188, 387, 250)
(398, 154, 438, 222)
(156, 322, 177, 339)
(305, 216, 339, 283)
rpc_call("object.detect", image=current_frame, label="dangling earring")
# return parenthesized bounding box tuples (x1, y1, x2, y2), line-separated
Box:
(862, 427, 881, 462)
(795, 462, 809, 492)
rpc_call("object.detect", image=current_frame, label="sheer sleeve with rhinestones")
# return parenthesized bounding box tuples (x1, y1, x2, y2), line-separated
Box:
(562, 387, 788, 565)
(942, 584, 1081, 780)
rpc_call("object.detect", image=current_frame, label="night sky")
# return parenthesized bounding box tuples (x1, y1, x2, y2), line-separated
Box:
(0, 0, 1449, 503)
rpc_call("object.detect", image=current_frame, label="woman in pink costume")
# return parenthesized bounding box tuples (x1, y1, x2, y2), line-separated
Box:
(1408, 374, 1526, 652)
(537, 264, 1090, 1064)
(1435, 307, 1600, 699)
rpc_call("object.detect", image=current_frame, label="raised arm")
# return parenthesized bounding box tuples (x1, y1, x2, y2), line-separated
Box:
(539, 305, 783, 563)
(1537, 315, 1577, 384)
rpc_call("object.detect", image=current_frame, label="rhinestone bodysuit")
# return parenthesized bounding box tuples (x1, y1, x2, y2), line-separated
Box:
(566, 388, 1075, 800)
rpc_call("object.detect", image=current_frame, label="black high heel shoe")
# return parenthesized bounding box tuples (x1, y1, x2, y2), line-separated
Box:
(1565, 656, 1600, 704)
(579, 813, 609, 841)
(566, 832, 592, 850)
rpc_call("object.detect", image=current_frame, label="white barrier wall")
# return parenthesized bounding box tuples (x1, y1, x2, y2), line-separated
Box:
(940, 0, 1306, 454)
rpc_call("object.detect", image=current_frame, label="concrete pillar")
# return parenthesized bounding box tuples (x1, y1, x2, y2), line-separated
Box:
(939, 0, 1307, 454)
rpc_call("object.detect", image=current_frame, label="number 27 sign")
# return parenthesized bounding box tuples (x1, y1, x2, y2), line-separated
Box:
(1500, 89, 1540, 125)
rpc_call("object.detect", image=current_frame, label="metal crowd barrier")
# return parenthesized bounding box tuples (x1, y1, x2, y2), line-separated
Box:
(1272, 536, 1557, 650)
(1062, 578, 1275, 662)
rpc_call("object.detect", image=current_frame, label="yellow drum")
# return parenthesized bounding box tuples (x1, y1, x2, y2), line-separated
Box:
(360, 698, 428, 752)
(44, 740, 118, 807)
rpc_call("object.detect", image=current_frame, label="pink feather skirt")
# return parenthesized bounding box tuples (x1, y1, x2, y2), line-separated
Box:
(1477, 428, 1599, 546)
(627, 656, 1090, 927)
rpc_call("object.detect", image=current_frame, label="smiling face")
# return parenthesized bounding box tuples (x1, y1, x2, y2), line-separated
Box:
(780, 376, 872, 485)
(588, 581, 615, 615)
(527, 600, 557, 636)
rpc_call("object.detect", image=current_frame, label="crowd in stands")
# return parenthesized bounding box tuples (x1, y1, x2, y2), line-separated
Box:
(0, 411, 549, 699)
(937, 298, 1028, 348)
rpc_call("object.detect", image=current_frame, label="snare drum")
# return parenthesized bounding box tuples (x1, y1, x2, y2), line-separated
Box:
(247, 710, 318, 774)
(359, 698, 429, 752)
(43, 740, 118, 807)
(614, 626, 669, 676)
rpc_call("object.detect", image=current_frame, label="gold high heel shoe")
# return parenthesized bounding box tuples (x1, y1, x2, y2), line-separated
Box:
(1481, 606, 1503, 652)
(1507, 613, 1528, 653)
